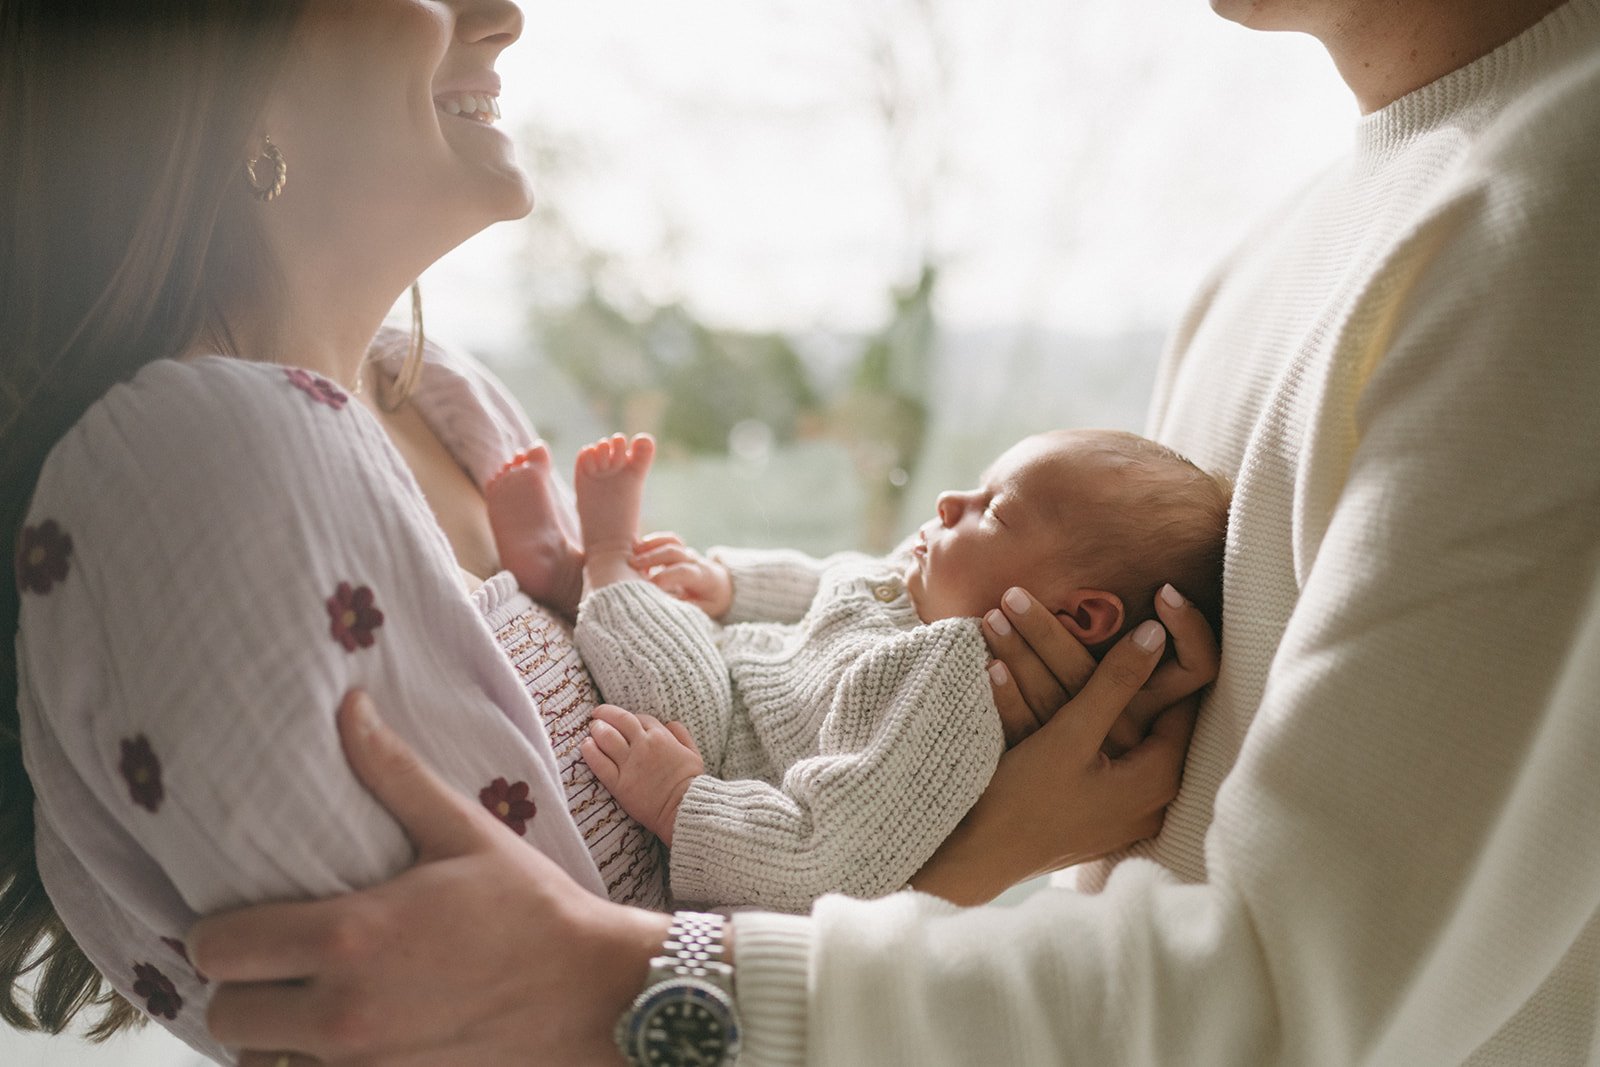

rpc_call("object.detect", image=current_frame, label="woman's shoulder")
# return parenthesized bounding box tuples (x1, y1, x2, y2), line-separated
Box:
(31, 356, 420, 540)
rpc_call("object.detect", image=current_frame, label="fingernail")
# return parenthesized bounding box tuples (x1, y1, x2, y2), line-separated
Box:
(1003, 588, 1030, 614)
(988, 661, 1010, 686)
(1160, 583, 1185, 608)
(985, 609, 1012, 636)
(1132, 620, 1166, 652)
(349, 692, 379, 738)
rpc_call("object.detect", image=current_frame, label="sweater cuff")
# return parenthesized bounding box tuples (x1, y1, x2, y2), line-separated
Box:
(731, 911, 812, 1067)
(709, 546, 826, 624)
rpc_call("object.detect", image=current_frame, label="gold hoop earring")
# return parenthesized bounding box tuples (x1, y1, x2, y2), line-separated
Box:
(379, 282, 426, 413)
(245, 136, 288, 202)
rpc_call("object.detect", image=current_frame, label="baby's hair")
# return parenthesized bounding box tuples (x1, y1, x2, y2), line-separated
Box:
(1042, 429, 1231, 652)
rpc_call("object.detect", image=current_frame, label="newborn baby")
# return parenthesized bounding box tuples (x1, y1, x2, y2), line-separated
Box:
(486, 428, 1228, 912)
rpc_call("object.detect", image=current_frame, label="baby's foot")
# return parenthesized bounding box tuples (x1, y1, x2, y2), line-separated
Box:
(486, 444, 584, 616)
(575, 434, 655, 588)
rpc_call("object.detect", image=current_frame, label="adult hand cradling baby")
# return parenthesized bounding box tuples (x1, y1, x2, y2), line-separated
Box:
(911, 583, 1216, 905)
(195, 584, 1211, 1064)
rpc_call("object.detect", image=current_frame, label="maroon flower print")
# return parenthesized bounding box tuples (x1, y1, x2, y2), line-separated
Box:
(327, 582, 384, 651)
(132, 962, 182, 1020)
(119, 735, 163, 813)
(480, 777, 537, 836)
(161, 936, 209, 984)
(284, 367, 349, 410)
(15, 520, 72, 595)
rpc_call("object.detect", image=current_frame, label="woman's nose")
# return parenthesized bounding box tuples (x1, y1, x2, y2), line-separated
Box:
(456, 0, 524, 47)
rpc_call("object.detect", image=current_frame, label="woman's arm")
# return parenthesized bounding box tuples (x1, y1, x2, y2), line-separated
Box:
(15, 358, 602, 1060)
(189, 619, 1189, 1063)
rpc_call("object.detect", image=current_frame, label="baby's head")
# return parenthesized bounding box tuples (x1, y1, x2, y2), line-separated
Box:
(905, 429, 1229, 654)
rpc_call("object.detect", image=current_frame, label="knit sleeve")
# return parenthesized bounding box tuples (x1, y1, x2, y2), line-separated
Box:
(787, 55, 1600, 1065)
(667, 618, 1003, 914)
(574, 580, 736, 773)
(15, 357, 604, 1057)
(707, 547, 841, 624)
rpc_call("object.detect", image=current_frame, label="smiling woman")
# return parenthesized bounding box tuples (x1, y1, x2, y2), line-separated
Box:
(0, 2, 305, 1041)
(0, 0, 635, 1060)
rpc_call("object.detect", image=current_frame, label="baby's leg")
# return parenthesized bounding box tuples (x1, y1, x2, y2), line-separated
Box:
(486, 444, 584, 617)
(574, 433, 655, 591)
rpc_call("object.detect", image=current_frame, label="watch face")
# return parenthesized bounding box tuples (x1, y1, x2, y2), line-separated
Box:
(625, 980, 741, 1066)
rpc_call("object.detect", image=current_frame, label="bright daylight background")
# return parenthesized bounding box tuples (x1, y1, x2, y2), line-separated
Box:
(5, 1, 1351, 1063)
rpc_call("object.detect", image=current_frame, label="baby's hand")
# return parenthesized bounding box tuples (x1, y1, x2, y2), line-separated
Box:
(630, 532, 734, 619)
(580, 704, 704, 845)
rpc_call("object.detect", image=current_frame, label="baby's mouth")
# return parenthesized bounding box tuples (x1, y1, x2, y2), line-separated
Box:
(434, 91, 500, 125)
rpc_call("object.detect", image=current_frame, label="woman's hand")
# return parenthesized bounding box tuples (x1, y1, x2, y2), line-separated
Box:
(984, 583, 1220, 752)
(191, 692, 669, 1066)
(908, 585, 1218, 905)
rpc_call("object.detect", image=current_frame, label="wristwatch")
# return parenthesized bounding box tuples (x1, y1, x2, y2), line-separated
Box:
(615, 910, 743, 1066)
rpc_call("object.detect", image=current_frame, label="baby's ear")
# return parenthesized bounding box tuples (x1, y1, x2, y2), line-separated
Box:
(1053, 589, 1124, 647)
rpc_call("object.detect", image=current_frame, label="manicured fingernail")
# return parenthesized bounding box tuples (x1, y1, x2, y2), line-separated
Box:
(349, 692, 379, 738)
(1160, 583, 1185, 608)
(1003, 588, 1030, 614)
(985, 609, 1012, 636)
(988, 661, 1010, 686)
(1132, 620, 1166, 652)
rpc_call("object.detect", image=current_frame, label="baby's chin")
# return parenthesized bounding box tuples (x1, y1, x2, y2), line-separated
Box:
(902, 558, 938, 625)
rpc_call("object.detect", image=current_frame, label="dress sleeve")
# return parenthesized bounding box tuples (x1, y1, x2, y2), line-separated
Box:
(667, 619, 1003, 914)
(732, 88, 1600, 1066)
(16, 357, 603, 1057)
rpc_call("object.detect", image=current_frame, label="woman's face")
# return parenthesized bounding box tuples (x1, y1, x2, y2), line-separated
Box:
(262, 0, 531, 275)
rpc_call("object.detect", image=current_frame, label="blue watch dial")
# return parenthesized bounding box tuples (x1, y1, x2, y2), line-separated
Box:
(623, 981, 741, 1065)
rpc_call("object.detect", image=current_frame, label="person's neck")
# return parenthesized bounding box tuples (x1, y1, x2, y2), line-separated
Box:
(212, 259, 409, 397)
(1315, 0, 1569, 113)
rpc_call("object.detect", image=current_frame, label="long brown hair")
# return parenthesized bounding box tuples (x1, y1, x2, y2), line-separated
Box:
(0, 0, 304, 1036)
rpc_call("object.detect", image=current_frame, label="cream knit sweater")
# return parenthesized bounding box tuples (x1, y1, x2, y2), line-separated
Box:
(574, 550, 1003, 914)
(730, 3, 1600, 1063)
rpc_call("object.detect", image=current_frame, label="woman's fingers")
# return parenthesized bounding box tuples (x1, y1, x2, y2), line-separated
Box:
(985, 587, 1097, 720)
(1045, 619, 1167, 754)
(1124, 584, 1222, 729)
(986, 660, 1043, 747)
(335, 691, 491, 862)
(235, 1050, 318, 1067)
(192, 899, 347, 983)
(1114, 695, 1200, 809)
(1156, 584, 1220, 677)
(208, 983, 326, 1054)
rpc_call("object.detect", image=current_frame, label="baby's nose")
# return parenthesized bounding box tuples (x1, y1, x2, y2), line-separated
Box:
(935, 492, 962, 526)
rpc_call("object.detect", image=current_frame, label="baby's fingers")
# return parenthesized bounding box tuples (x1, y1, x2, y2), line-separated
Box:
(593, 703, 646, 742)
(580, 737, 620, 787)
(635, 531, 687, 554)
(665, 720, 701, 757)
(588, 720, 632, 764)
(633, 543, 696, 572)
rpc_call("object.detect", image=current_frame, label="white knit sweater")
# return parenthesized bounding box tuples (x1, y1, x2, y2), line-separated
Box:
(730, 3, 1600, 1063)
(573, 549, 1004, 913)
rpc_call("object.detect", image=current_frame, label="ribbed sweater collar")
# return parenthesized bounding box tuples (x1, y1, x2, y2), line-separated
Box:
(1354, 0, 1600, 162)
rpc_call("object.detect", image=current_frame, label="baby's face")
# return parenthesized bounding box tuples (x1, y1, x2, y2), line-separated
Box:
(906, 433, 1104, 624)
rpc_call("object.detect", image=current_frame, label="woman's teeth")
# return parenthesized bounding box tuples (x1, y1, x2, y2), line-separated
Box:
(435, 92, 501, 124)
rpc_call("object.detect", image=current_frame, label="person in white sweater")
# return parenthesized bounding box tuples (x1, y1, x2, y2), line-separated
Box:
(484, 428, 1228, 912)
(187, 1, 1600, 1064)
